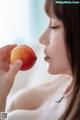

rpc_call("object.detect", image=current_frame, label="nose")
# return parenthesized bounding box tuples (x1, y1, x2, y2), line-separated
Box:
(39, 31, 49, 45)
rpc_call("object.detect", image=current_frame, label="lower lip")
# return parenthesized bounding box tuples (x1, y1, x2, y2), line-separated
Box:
(44, 56, 50, 61)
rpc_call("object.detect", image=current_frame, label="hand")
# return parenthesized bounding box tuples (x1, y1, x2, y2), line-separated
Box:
(0, 45, 23, 111)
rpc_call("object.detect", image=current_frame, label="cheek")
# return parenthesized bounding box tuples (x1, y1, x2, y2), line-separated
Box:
(52, 35, 68, 63)
(48, 30, 70, 74)
(48, 31, 64, 57)
(50, 29, 66, 54)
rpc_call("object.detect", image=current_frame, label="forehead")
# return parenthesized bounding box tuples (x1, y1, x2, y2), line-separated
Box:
(45, 0, 63, 21)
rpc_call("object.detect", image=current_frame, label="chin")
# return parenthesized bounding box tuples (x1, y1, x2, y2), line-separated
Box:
(47, 67, 62, 75)
(47, 68, 57, 75)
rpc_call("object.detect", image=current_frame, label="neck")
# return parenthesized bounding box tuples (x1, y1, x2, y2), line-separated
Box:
(65, 69, 73, 77)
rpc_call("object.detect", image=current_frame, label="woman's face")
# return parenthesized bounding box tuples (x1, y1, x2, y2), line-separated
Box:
(39, 16, 72, 75)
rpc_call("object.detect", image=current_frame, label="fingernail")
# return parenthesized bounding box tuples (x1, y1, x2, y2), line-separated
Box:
(15, 59, 23, 66)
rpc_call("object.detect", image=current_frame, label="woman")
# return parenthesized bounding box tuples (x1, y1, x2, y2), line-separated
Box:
(0, 0, 80, 120)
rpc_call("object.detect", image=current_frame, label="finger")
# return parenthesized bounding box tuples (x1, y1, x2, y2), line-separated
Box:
(0, 44, 17, 52)
(0, 61, 10, 72)
(6, 59, 23, 79)
(0, 44, 17, 58)
(0, 57, 10, 72)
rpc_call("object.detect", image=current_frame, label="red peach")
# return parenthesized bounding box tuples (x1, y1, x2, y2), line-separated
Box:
(10, 45, 37, 70)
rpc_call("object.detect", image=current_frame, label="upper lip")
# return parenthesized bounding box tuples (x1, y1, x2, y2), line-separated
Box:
(44, 56, 50, 59)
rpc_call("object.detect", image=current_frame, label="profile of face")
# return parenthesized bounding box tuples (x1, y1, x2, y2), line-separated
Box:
(39, 15, 72, 75)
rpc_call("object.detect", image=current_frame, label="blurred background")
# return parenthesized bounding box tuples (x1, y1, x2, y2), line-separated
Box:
(0, 0, 48, 46)
(0, 0, 58, 109)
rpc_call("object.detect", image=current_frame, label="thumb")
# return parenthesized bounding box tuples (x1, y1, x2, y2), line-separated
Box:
(6, 59, 23, 78)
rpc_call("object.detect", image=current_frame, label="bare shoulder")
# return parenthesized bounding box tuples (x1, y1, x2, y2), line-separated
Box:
(7, 84, 52, 112)
(7, 78, 62, 112)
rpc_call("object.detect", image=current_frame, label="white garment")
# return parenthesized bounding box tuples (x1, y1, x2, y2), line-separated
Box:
(7, 74, 72, 120)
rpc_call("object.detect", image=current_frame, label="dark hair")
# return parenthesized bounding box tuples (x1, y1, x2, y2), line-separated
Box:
(45, 0, 80, 120)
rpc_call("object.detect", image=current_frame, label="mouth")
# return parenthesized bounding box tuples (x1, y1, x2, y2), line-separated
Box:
(44, 56, 50, 61)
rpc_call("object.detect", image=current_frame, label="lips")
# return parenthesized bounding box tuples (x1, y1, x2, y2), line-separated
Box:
(44, 50, 50, 61)
(44, 56, 50, 61)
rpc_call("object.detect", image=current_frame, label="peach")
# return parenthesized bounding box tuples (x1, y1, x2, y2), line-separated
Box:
(10, 45, 37, 70)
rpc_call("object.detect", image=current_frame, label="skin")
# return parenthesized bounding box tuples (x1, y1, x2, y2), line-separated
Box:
(39, 17, 72, 76)
(0, 16, 73, 112)
(0, 45, 22, 111)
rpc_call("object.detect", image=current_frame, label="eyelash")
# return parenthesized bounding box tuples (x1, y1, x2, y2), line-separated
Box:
(50, 26, 59, 29)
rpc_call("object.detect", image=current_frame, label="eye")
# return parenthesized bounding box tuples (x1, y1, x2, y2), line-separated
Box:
(50, 26, 59, 29)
